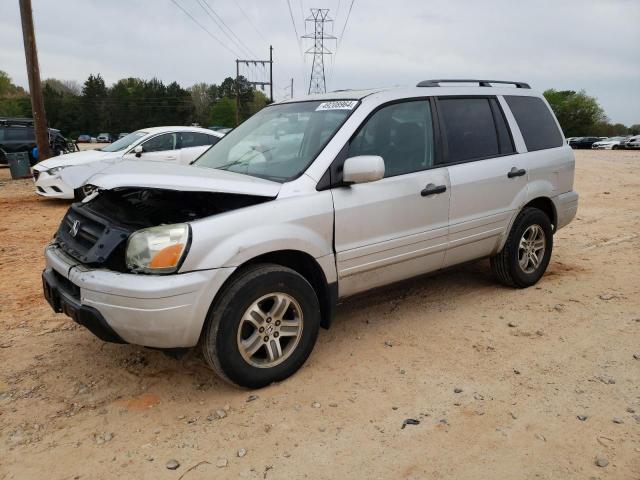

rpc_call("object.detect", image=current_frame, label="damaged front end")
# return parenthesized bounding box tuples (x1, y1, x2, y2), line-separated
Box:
(55, 187, 273, 273)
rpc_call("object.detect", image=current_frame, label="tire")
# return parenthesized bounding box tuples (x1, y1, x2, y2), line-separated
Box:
(201, 263, 321, 388)
(612, 145, 618, 150)
(490, 207, 553, 288)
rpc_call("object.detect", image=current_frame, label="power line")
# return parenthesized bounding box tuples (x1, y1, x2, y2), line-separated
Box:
(197, 0, 258, 59)
(233, 0, 269, 45)
(338, 0, 355, 49)
(286, 0, 304, 60)
(170, 0, 241, 58)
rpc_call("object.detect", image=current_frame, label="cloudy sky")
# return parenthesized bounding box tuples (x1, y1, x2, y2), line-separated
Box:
(1, 0, 638, 124)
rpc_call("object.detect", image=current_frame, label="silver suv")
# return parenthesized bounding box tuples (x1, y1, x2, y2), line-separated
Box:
(43, 79, 578, 388)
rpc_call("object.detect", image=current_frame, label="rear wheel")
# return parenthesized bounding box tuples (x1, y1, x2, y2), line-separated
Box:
(491, 207, 553, 288)
(201, 264, 320, 388)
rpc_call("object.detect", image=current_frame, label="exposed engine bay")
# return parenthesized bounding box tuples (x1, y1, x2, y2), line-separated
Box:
(84, 187, 273, 228)
(54, 188, 273, 271)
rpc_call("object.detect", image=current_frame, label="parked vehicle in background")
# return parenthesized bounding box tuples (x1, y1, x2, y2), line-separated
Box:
(117, 132, 129, 139)
(32, 126, 224, 199)
(208, 125, 227, 131)
(97, 133, 111, 143)
(569, 137, 601, 149)
(0, 118, 71, 165)
(41, 79, 578, 388)
(591, 136, 627, 150)
(77, 134, 91, 143)
(624, 135, 640, 149)
(217, 127, 232, 135)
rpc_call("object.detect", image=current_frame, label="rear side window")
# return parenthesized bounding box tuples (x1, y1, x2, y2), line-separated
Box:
(180, 132, 219, 148)
(438, 97, 513, 163)
(4, 127, 33, 141)
(505, 95, 563, 151)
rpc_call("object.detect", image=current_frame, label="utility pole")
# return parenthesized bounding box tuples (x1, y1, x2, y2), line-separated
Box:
(235, 46, 274, 126)
(290, 78, 294, 99)
(19, 0, 50, 161)
(269, 45, 273, 103)
(235, 59, 240, 127)
(302, 9, 335, 94)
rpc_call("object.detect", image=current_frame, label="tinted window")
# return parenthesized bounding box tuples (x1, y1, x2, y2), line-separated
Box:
(5, 127, 33, 141)
(438, 98, 500, 163)
(505, 95, 563, 151)
(490, 98, 515, 155)
(142, 133, 177, 152)
(348, 100, 434, 177)
(180, 132, 218, 148)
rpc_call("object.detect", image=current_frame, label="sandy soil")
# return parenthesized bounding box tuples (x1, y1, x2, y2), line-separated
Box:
(0, 150, 638, 479)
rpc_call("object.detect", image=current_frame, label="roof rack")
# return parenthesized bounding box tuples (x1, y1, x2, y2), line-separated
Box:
(417, 79, 530, 89)
(0, 117, 35, 127)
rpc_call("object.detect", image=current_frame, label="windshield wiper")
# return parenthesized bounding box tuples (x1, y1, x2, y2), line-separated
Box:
(216, 146, 274, 171)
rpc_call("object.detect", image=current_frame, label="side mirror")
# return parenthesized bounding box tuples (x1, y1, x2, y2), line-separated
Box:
(343, 155, 385, 184)
(134, 145, 143, 157)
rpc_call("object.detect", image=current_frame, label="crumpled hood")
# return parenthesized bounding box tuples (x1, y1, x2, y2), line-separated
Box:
(62, 160, 282, 197)
(33, 149, 122, 170)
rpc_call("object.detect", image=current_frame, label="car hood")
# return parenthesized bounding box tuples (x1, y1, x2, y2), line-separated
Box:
(33, 149, 122, 170)
(61, 160, 282, 197)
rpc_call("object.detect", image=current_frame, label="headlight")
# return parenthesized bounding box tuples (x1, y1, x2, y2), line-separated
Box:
(126, 223, 190, 274)
(47, 166, 65, 175)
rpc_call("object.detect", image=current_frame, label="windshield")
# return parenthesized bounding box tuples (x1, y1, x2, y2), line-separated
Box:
(194, 100, 358, 182)
(100, 131, 147, 152)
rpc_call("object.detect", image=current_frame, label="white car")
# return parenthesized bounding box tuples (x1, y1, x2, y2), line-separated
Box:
(33, 126, 224, 199)
(624, 135, 640, 149)
(591, 136, 626, 150)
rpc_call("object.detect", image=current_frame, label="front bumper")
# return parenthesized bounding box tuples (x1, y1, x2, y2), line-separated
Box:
(43, 244, 235, 348)
(33, 169, 75, 199)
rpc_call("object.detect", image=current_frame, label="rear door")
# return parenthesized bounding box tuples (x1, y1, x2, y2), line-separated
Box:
(332, 99, 450, 297)
(178, 131, 220, 164)
(436, 96, 527, 267)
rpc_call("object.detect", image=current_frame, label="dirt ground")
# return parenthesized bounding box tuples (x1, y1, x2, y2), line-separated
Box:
(0, 150, 638, 479)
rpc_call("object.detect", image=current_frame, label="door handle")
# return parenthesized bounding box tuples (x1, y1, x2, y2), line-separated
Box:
(421, 183, 447, 196)
(507, 167, 526, 178)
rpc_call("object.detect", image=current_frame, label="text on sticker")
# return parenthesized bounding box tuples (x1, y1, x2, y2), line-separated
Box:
(316, 101, 358, 111)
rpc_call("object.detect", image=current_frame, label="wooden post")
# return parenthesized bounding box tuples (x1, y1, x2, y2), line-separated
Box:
(19, 0, 50, 161)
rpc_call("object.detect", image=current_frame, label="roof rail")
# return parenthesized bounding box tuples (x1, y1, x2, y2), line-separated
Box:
(0, 117, 35, 127)
(417, 79, 531, 89)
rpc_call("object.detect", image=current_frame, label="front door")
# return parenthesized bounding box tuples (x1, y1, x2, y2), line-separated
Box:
(332, 99, 450, 297)
(125, 132, 179, 163)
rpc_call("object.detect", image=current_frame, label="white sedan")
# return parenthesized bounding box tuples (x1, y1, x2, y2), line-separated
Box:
(591, 136, 627, 150)
(33, 126, 224, 199)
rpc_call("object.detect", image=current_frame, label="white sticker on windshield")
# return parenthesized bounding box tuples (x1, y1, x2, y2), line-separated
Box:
(315, 100, 358, 111)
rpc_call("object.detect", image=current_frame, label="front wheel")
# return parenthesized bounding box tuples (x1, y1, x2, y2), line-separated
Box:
(491, 207, 553, 288)
(201, 264, 320, 388)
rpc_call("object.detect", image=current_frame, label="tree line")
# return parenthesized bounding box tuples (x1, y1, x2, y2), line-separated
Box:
(0, 71, 268, 138)
(1, 70, 638, 139)
(543, 89, 639, 138)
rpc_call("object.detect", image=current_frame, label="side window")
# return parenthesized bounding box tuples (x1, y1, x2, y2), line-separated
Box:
(142, 133, 177, 152)
(504, 95, 563, 151)
(180, 132, 218, 148)
(347, 100, 434, 177)
(5, 127, 29, 141)
(438, 97, 504, 163)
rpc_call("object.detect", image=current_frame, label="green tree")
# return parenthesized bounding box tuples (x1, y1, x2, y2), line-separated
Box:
(628, 124, 640, 135)
(81, 74, 108, 134)
(209, 97, 236, 127)
(543, 89, 607, 137)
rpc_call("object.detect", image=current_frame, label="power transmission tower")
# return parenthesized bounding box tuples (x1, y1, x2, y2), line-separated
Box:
(302, 9, 335, 94)
(19, 0, 51, 161)
(235, 45, 273, 126)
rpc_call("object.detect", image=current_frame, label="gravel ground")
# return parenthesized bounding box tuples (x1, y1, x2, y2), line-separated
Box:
(0, 149, 639, 479)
